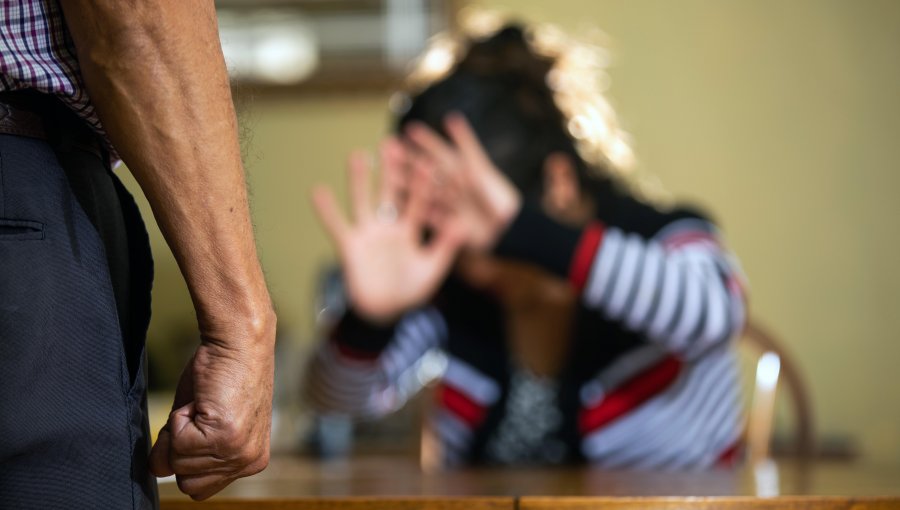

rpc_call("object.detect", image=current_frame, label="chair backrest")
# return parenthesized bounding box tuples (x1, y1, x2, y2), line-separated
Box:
(740, 320, 815, 462)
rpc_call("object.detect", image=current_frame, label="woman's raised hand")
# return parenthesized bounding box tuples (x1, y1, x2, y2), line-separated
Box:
(311, 138, 464, 324)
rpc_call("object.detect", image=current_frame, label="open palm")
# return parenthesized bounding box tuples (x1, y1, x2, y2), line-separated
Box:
(311, 141, 462, 324)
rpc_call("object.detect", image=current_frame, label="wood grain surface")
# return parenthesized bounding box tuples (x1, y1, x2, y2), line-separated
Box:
(158, 456, 900, 509)
(520, 497, 900, 510)
(161, 497, 511, 510)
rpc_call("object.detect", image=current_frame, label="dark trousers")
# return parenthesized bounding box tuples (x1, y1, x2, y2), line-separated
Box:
(0, 94, 158, 509)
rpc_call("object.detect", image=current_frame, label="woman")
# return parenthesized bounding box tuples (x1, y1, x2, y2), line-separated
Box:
(306, 25, 746, 468)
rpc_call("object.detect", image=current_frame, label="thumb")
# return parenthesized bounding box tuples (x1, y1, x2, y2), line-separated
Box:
(168, 401, 212, 454)
(311, 185, 350, 245)
(149, 426, 174, 477)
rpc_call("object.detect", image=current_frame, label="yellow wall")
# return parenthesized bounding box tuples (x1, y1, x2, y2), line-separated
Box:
(119, 0, 900, 462)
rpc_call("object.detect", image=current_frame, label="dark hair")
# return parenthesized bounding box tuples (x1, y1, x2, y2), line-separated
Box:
(398, 25, 609, 202)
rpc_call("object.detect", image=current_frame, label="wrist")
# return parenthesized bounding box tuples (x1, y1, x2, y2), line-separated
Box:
(197, 297, 277, 351)
(355, 311, 401, 328)
(492, 204, 583, 279)
(332, 307, 398, 357)
(348, 299, 405, 328)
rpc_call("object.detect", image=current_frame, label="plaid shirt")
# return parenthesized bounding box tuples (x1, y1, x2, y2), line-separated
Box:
(0, 0, 105, 137)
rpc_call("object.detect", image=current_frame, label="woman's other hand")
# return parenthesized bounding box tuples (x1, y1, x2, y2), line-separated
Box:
(404, 113, 521, 251)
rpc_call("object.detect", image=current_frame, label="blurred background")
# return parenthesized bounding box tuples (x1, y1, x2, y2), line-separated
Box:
(118, 0, 900, 464)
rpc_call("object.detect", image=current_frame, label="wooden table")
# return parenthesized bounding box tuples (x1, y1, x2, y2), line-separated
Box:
(159, 455, 900, 509)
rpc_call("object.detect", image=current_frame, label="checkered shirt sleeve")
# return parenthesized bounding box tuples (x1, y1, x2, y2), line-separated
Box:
(0, 0, 106, 137)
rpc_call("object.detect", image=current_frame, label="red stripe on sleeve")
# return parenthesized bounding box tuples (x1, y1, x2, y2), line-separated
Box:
(334, 340, 381, 361)
(715, 440, 744, 467)
(579, 356, 683, 434)
(569, 222, 605, 292)
(439, 383, 487, 426)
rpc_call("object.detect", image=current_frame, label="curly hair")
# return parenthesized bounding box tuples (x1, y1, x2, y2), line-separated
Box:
(398, 26, 610, 202)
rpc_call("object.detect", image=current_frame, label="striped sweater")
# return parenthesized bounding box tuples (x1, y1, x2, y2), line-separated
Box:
(306, 183, 747, 469)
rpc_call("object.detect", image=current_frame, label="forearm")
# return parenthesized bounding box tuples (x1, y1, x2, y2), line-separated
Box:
(307, 307, 446, 417)
(305, 310, 396, 417)
(60, 0, 274, 342)
(582, 222, 745, 355)
(495, 206, 746, 356)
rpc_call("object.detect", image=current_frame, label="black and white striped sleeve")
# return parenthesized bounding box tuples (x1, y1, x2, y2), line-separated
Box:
(494, 205, 747, 358)
(304, 307, 449, 418)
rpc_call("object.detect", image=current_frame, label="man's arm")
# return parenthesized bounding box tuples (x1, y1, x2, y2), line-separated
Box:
(59, 0, 276, 500)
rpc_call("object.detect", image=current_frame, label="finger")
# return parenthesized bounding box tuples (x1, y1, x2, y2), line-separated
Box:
(311, 185, 350, 243)
(378, 137, 406, 205)
(167, 402, 218, 457)
(348, 150, 373, 223)
(169, 454, 230, 476)
(425, 202, 449, 231)
(405, 121, 458, 175)
(149, 426, 175, 477)
(404, 157, 433, 226)
(176, 472, 233, 501)
(408, 145, 462, 195)
(426, 187, 456, 220)
(444, 112, 494, 172)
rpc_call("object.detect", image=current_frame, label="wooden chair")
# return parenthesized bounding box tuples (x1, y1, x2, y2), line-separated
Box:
(740, 319, 815, 463)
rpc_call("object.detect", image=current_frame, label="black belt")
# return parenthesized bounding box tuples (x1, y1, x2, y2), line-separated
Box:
(0, 95, 47, 140)
(0, 90, 106, 161)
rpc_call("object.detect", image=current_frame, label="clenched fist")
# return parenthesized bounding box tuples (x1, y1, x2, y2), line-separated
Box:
(149, 310, 275, 501)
